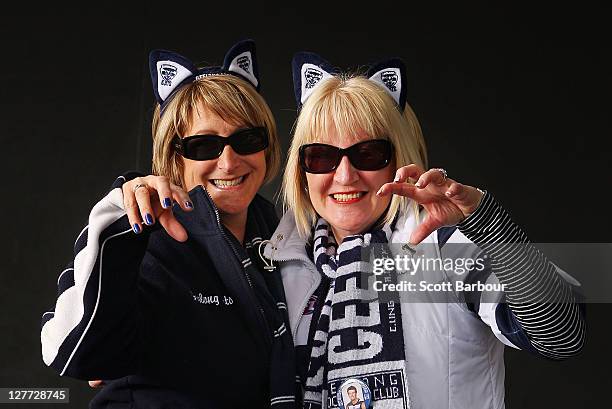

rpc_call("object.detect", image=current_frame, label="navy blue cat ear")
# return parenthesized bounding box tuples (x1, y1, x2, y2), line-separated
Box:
(292, 52, 337, 108)
(223, 39, 260, 91)
(366, 58, 407, 110)
(149, 50, 197, 106)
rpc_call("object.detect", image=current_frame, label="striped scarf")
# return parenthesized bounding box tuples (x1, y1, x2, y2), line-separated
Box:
(303, 218, 411, 409)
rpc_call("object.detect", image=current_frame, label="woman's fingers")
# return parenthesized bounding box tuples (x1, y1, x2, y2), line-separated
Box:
(415, 168, 449, 189)
(445, 182, 467, 200)
(393, 164, 425, 183)
(134, 183, 155, 227)
(149, 176, 174, 210)
(377, 181, 440, 204)
(377, 181, 419, 198)
(122, 176, 193, 235)
(445, 182, 484, 215)
(381, 166, 485, 241)
(159, 211, 189, 242)
(409, 215, 440, 245)
(148, 175, 193, 212)
(170, 185, 193, 211)
(123, 179, 145, 234)
(149, 179, 192, 240)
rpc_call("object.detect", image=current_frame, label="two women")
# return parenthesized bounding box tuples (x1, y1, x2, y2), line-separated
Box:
(41, 40, 296, 409)
(41, 41, 585, 409)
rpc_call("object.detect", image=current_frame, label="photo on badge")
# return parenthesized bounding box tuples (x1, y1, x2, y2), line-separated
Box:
(337, 379, 371, 409)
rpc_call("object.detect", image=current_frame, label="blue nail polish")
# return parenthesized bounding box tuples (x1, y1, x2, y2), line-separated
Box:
(133, 224, 141, 233)
(145, 213, 154, 225)
(163, 198, 172, 208)
(185, 201, 193, 208)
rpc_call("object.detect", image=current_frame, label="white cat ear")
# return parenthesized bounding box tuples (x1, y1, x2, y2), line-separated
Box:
(223, 39, 260, 90)
(150, 41, 263, 113)
(366, 58, 407, 110)
(292, 52, 336, 107)
(149, 50, 197, 105)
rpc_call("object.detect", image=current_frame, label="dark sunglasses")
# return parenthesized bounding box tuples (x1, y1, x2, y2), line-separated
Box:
(299, 139, 394, 174)
(173, 127, 269, 161)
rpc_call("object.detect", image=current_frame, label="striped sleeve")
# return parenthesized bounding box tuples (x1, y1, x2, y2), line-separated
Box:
(40, 175, 150, 378)
(456, 191, 586, 360)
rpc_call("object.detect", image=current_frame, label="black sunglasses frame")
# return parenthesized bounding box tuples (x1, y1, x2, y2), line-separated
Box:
(299, 139, 394, 174)
(173, 127, 269, 161)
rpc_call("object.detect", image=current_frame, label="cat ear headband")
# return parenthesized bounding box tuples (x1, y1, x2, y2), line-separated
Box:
(291, 51, 408, 111)
(149, 39, 261, 113)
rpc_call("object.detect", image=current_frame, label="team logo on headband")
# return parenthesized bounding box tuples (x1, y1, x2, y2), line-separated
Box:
(305, 67, 324, 89)
(237, 56, 251, 73)
(160, 64, 178, 86)
(380, 70, 398, 92)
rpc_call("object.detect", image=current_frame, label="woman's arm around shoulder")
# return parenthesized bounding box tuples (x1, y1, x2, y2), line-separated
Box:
(40, 172, 193, 379)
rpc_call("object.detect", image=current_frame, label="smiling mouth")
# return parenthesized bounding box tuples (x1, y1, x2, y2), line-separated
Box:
(211, 175, 246, 189)
(330, 191, 366, 203)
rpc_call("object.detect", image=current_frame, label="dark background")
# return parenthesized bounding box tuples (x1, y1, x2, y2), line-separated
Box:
(1, 6, 610, 408)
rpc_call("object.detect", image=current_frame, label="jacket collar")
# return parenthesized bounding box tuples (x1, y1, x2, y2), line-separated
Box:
(174, 185, 276, 236)
(173, 186, 220, 235)
(262, 211, 311, 263)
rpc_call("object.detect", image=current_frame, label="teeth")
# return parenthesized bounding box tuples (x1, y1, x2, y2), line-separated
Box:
(212, 176, 244, 188)
(332, 192, 364, 202)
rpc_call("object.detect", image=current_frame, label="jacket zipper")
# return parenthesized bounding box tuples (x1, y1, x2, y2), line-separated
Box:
(202, 188, 272, 343)
(264, 235, 321, 339)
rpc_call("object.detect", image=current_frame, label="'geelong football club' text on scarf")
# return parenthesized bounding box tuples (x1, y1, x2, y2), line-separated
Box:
(303, 217, 410, 409)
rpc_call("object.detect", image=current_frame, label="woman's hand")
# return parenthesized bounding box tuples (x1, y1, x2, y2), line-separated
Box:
(122, 175, 193, 242)
(377, 164, 484, 245)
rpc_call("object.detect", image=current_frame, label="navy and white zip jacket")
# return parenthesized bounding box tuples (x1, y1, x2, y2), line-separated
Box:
(41, 175, 293, 409)
(264, 192, 586, 409)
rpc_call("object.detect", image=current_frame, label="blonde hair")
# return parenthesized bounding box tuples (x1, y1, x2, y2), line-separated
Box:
(282, 75, 428, 239)
(151, 75, 280, 187)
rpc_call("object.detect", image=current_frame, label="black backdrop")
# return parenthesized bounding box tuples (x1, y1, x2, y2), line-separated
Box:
(1, 7, 610, 408)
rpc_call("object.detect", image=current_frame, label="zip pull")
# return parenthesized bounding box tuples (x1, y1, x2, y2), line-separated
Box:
(258, 233, 284, 271)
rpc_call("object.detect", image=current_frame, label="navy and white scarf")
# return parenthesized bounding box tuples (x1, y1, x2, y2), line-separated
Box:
(303, 218, 411, 409)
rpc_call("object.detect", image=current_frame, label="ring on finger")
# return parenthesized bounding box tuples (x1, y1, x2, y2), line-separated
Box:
(133, 183, 148, 194)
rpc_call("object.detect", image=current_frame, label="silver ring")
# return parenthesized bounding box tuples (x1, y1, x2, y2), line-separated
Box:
(132, 183, 148, 194)
(435, 168, 448, 181)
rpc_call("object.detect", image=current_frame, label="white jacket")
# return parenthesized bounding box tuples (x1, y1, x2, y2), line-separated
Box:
(263, 194, 584, 409)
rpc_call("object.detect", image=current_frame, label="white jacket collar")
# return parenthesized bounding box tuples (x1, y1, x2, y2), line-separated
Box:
(263, 211, 311, 263)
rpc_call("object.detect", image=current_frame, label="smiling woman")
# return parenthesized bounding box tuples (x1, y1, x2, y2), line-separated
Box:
(174, 103, 269, 242)
(264, 51, 586, 409)
(39, 40, 296, 409)
(301, 134, 396, 243)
